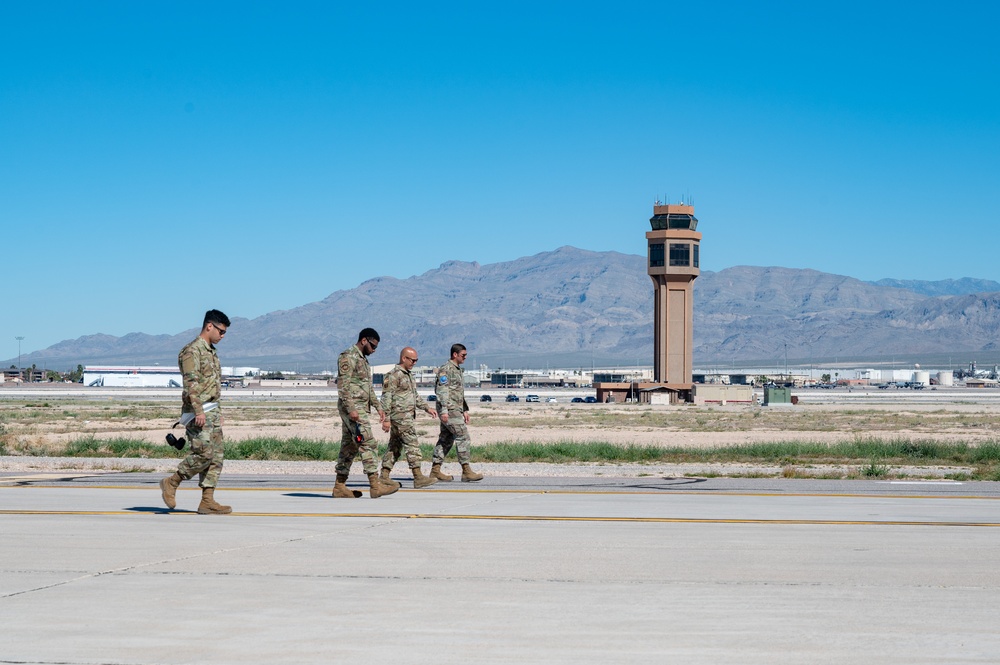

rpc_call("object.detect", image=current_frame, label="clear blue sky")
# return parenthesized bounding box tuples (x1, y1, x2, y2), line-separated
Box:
(3, 1, 998, 357)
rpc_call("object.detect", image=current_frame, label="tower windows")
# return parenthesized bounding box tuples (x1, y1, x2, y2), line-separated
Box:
(649, 243, 664, 267)
(669, 243, 690, 266)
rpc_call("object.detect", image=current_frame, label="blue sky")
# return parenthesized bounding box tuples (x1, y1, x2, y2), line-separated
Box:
(3, 1, 999, 358)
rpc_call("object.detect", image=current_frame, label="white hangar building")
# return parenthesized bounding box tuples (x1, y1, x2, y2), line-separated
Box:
(84, 365, 182, 388)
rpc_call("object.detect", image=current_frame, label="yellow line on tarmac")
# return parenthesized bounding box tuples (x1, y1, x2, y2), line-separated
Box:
(0, 473, 110, 483)
(3, 484, 1000, 501)
(0, 508, 999, 527)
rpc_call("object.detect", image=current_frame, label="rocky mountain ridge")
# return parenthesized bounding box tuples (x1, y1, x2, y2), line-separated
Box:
(11, 246, 1000, 370)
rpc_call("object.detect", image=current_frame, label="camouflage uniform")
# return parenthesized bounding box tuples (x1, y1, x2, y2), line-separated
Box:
(380, 363, 433, 470)
(433, 359, 472, 465)
(336, 344, 380, 476)
(175, 336, 224, 488)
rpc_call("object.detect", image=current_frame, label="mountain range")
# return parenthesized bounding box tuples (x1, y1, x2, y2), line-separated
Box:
(11, 246, 1000, 371)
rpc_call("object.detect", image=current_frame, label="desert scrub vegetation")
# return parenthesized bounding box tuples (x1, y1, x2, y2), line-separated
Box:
(472, 405, 1000, 433)
(11, 434, 997, 476)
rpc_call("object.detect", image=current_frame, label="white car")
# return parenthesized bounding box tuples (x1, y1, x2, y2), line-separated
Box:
(525, 394, 540, 402)
(545, 397, 557, 403)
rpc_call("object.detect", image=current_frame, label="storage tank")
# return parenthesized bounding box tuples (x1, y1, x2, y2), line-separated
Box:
(937, 370, 954, 386)
(913, 370, 931, 386)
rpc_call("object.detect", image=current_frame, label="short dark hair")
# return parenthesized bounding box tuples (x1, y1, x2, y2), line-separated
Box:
(203, 309, 231, 329)
(450, 343, 467, 357)
(358, 328, 380, 343)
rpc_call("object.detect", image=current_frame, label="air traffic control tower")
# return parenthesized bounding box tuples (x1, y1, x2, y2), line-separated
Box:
(594, 202, 701, 405)
(647, 203, 700, 390)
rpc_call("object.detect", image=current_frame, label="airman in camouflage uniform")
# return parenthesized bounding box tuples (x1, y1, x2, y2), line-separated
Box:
(379, 346, 439, 489)
(333, 328, 398, 499)
(432, 343, 484, 482)
(159, 309, 233, 514)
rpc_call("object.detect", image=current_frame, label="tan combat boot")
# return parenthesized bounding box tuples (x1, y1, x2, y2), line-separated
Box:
(159, 472, 182, 509)
(430, 463, 453, 482)
(461, 463, 484, 482)
(368, 473, 399, 498)
(412, 465, 438, 489)
(380, 468, 401, 491)
(197, 487, 232, 514)
(332, 474, 362, 498)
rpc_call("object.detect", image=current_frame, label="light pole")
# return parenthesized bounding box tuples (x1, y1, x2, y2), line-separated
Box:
(15, 336, 24, 381)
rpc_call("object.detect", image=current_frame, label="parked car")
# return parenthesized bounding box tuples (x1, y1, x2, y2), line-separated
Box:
(525, 394, 540, 402)
(545, 397, 557, 403)
(505, 394, 519, 402)
(571, 397, 584, 403)
(480, 394, 492, 402)
(427, 394, 436, 402)
(584, 396, 598, 403)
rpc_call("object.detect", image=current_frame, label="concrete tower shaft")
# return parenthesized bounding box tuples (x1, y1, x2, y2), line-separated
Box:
(646, 204, 701, 387)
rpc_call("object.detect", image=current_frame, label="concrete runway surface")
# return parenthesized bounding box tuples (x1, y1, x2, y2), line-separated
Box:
(2, 472, 1000, 664)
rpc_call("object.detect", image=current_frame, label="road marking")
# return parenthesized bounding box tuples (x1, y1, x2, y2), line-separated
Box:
(0, 508, 998, 527)
(884, 481, 963, 485)
(4, 484, 999, 501)
(0, 473, 109, 484)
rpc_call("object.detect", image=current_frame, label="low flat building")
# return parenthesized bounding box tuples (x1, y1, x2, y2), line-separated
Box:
(594, 382, 687, 404)
(692, 384, 754, 405)
(965, 378, 998, 388)
(258, 378, 331, 388)
(83, 366, 182, 388)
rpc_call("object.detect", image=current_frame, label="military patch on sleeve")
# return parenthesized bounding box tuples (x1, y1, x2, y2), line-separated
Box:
(439, 375, 448, 384)
(339, 359, 350, 373)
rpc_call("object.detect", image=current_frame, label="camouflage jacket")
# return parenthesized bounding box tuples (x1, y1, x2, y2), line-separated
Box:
(179, 336, 221, 416)
(380, 364, 431, 424)
(337, 344, 378, 414)
(434, 359, 469, 414)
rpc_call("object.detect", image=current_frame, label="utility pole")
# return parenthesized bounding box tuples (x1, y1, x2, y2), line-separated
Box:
(15, 336, 24, 381)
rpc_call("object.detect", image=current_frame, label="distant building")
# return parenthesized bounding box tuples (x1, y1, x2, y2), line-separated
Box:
(83, 366, 182, 388)
(222, 366, 260, 377)
(258, 378, 331, 388)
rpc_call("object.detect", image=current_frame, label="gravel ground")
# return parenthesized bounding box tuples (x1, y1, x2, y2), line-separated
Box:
(0, 456, 970, 479)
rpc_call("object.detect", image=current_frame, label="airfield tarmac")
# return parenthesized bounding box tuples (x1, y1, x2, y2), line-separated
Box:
(2, 472, 1000, 664)
(3, 386, 1000, 663)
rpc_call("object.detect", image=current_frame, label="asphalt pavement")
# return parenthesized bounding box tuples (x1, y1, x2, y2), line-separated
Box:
(2, 472, 999, 664)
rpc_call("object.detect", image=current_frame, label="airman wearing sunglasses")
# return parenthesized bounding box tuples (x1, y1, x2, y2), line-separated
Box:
(160, 309, 233, 514)
(333, 328, 397, 499)
(379, 346, 439, 489)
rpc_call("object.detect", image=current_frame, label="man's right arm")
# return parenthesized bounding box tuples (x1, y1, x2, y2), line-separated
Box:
(433, 367, 446, 405)
(337, 354, 358, 415)
(179, 347, 206, 416)
(380, 372, 396, 420)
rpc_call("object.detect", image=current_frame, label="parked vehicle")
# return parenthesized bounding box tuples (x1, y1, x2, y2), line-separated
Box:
(505, 394, 519, 402)
(584, 396, 598, 403)
(571, 397, 584, 403)
(545, 397, 557, 403)
(427, 394, 436, 401)
(525, 394, 540, 402)
(480, 394, 492, 402)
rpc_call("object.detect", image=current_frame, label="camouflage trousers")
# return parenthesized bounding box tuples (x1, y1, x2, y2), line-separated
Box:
(381, 421, 423, 470)
(336, 401, 379, 476)
(177, 409, 224, 488)
(433, 413, 471, 465)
